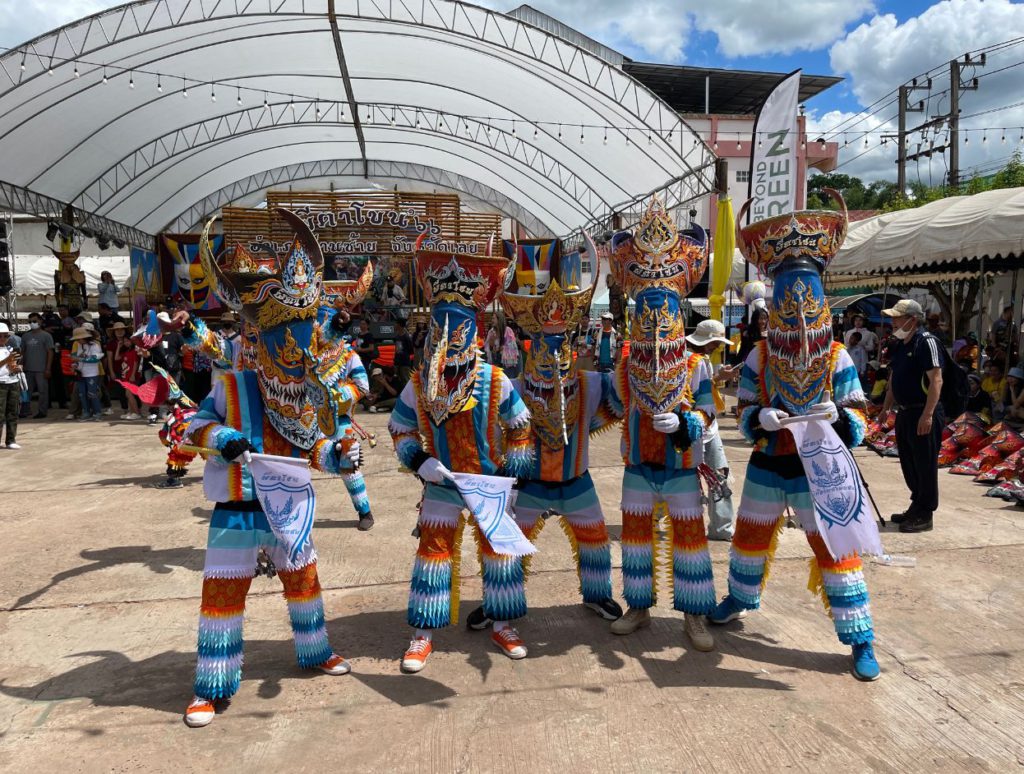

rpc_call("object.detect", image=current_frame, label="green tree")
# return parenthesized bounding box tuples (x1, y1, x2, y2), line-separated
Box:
(991, 149, 1024, 189)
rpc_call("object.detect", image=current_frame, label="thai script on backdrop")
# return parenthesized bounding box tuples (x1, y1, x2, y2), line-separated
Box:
(247, 202, 478, 255)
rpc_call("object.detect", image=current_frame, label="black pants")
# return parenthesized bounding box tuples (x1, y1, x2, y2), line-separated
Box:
(895, 405, 943, 517)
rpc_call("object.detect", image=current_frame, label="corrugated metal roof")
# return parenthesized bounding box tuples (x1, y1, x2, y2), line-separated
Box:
(507, 5, 625, 65)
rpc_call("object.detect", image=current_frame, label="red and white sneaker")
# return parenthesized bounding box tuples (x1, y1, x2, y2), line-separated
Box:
(316, 653, 351, 675)
(184, 696, 216, 728)
(491, 627, 528, 660)
(401, 637, 433, 673)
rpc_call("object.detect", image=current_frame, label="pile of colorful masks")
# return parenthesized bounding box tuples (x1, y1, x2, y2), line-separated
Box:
(940, 412, 991, 467)
(949, 422, 1024, 477)
(864, 411, 898, 457)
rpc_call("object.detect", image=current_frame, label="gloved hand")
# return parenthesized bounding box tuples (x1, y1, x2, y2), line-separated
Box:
(335, 440, 361, 466)
(417, 457, 452, 484)
(809, 399, 839, 423)
(652, 412, 680, 434)
(221, 438, 255, 462)
(758, 407, 789, 432)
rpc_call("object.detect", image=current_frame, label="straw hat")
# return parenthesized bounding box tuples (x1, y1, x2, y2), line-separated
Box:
(110, 321, 128, 331)
(76, 310, 95, 322)
(686, 319, 733, 348)
(70, 326, 93, 341)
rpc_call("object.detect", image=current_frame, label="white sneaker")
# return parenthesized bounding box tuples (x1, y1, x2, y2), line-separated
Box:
(120, 412, 131, 420)
(684, 614, 715, 652)
(64, 413, 76, 420)
(126, 412, 141, 420)
(184, 696, 216, 728)
(7, 442, 21, 450)
(102, 407, 113, 415)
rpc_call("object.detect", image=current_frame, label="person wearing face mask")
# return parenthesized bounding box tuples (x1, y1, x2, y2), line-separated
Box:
(881, 299, 944, 533)
(20, 313, 54, 418)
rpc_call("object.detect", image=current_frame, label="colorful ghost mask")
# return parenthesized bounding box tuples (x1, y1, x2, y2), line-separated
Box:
(414, 242, 509, 426)
(200, 209, 345, 449)
(500, 235, 598, 449)
(610, 197, 707, 415)
(736, 189, 848, 414)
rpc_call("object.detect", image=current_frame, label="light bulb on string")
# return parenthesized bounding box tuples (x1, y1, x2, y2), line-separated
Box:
(533, 125, 539, 140)
(390, 107, 396, 126)
(757, 135, 763, 149)
(74, 63, 79, 78)
(626, 130, 631, 146)
(1002, 133, 1006, 144)
(210, 85, 216, 103)
(864, 136, 868, 147)
(511, 120, 517, 137)
(289, 95, 296, 113)
(181, 77, 188, 98)
(237, 87, 242, 106)
(557, 125, 562, 140)
(648, 132, 653, 145)
(982, 132, 987, 144)
(157, 76, 163, 93)
(964, 132, 969, 145)
(415, 110, 421, 129)
(48, 66, 53, 76)
(736, 134, 741, 150)
(580, 126, 585, 145)
(315, 100, 322, 120)
(819, 139, 826, 150)
(20, 57, 26, 71)
(712, 140, 718, 150)
(487, 120, 493, 137)
(465, 119, 472, 138)
(264, 92, 270, 110)
(603, 128, 608, 145)
(102, 67, 108, 84)
(129, 72, 134, 89)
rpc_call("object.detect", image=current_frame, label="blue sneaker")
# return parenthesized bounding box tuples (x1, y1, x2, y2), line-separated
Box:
(852, 641, 881, 681)
(708, 595, 747, 625)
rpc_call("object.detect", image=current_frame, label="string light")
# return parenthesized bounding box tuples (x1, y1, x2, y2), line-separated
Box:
(102, 67, 108, 84)
(533, 125, 539, 140)
(48, 66, 54, 76)
(965, 132, 969, 145)
(237, 87, 242, 106)
(757, 136, 763, 149)
(73, 63, 79, 78)
(390, 107, 396, 126)
(19, 57, 26, 71)
(712, 140, 718, 150)
(580, 125, 585, 145)
(557, 125, 562, 140)
(864, 136, 868, 147)
(486, 120, 492, 137)
(648, 132, 653, 145)
(263, 92, 270, 110)
(465, 119, 472, 138)
(511, 120, 517, 137)
(1002, 133, 1006, 144)
(982, 132, 987, 144)
(289, 95, 295, 113)
(210, 84, 216, 103)
(157, 76, 162, 93)
(129, 71, 134, 89)
(415, 110, 421, 129)
(315, 100, 321, 120)
(181, 76, 188, 98)
(603, 127, 608, 145)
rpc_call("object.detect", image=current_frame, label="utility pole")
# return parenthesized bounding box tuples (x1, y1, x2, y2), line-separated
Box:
(889, 83, 927, 195)
(949, 52, 984, 190)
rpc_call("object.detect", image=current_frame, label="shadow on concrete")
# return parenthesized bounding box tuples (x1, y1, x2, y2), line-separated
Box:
(326, 605, 810, 693)
(89, 473, 202, 489)
(8, 546, 206, 610)
(314, 518, 362, 530)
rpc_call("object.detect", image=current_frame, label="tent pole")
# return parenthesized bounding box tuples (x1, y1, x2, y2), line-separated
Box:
(977, 256, 986, 367)
(1009, 268, 1020, 375)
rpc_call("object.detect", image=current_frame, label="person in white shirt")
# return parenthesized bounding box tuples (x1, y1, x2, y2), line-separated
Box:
(685, 320, 738, 540)
(0, 322, 23, 448)
(844, 314, 878, 355)
(71, 326, 104, 420)
(97, 271, 120, 310)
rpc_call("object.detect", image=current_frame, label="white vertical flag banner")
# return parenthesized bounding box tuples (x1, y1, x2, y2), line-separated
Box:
(785, 419, 884, 561)
(450, 472, 537, 557)
(748, 69, 802, 222)
(249, 453, 317, 569)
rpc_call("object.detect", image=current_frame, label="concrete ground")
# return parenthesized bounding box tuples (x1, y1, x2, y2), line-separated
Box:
(1, 408, 1023, 773)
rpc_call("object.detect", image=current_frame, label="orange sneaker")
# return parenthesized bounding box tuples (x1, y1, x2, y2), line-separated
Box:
(401, 637, 433, 673)
(184, 696, 216, 728)
(316, 653, 351, 675)
(491, 626, 528, 660)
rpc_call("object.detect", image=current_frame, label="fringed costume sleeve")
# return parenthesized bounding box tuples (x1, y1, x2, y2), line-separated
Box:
(737, 344, 768, 446)
(670, 355, 710, 452)
(497, 373, 534, 479)
(830, 345, 868, 449)
(185, 378, 245, 455)
(389, 379, 429, 473)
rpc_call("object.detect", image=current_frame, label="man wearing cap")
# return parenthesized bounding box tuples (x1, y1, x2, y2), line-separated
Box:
(21, 312, 54, 419)
(0, 323, 22, 448)
(686, 320, 738, 541)
(881, 298, 943, 533)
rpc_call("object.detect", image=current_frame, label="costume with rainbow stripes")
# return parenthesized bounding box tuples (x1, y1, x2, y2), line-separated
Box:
(716, 193, 877, 670)
(183, 210, 359, 709)
(497, 235, 622, 616)
(388, 249, 533, 632)
(608, 199, 718, 619)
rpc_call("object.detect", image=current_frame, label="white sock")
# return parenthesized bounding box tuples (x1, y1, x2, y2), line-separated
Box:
(414, 629, 432, 641)
(492, 620, 510, 632)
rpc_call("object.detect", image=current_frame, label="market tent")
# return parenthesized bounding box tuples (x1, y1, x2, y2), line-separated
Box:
(829, 187, 1024, 277)
(13, 255, 130, 297)
(0, 0, 716, 245)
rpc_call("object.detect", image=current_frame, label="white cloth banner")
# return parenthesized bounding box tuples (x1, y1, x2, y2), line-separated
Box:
(449, 472, 537, 557)
(748, 69, 801, 222)
(785, 419, 884, 561)
(248, 453, 317, 569)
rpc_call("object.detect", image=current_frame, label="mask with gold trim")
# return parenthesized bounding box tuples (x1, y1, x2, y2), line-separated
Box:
(610, 198, 707, 414)
(414, 239, 509, 425)
(736, 190, 848, 413)
(500, 234, 598, 448)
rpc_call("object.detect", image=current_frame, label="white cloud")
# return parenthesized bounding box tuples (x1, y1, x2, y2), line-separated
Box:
(483, 0, 873, 61)
(0, 1, 117, 48)
(820, 0, 1024, 184)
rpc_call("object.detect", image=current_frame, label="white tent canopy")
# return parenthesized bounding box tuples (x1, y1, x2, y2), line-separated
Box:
(829, 187, 1024, 277)
(0, 0, 716, 243)
(13, 255, 130, 298)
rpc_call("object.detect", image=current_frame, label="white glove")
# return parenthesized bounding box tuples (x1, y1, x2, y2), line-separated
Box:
(809, 400, 839, 423)
(652, 412, 680, 434)
(346, 441, 362, 465)
(758, 407, 789, 432)
(417, 457, 451, 484)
